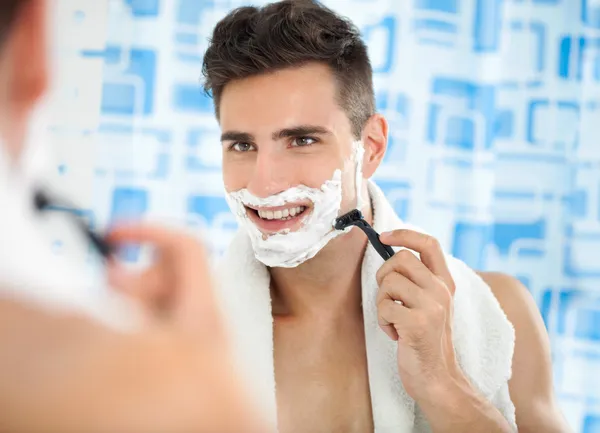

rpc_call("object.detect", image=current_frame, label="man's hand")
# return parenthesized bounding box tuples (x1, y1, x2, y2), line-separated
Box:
(376, 230, 460, 400)
(106, 223, 221, 337)
(101, 223, 266, 432)
(376, 230, 512, 433)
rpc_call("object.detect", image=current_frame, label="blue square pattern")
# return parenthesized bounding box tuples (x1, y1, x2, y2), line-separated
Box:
(529, 22, 547, 74)
(177, 0, 217, 25)
(539, 288, 600, 341)
(185, 128, 222, 172)
(494, 109, 514, 139)
(414, 0, 459, 13)
(582, 0, 600, 29)
(91, 46, 157, 116)
(427, 78, 496, 151)
(563, 234, 600, 278)
(568, 189, 589, 218)
(411, 0, 459, 47)
(109, 188, 149, 262)
(500, 20, 546, 87)
(584, 415, 600, 433)
(471, 0, 552, 54)
(173, 84, 215, 113)
(558, 36, 600, 82)
(187, 195, 238, 233)
(149, 153, 170, 179)
(526, 100, 580, 147)
(377, 180, 412, 221)
(175, 32, 199, 45)
(540, 288, 581, 334)
(376, 91, 410, 117)
(94, 125, 172, 179)
(473, 0, 503, 52)
(576, 308, 600, 341)
(125, 0, 160, 17)
(362, 16, 398, 74)
(452, 219, 546, 269)
(143, 128, 172, 179)
(376, 92, 411, 163)
(520, 0, 561, 3)
(495, 219, 547, 256)
(452, 222, 492, 269)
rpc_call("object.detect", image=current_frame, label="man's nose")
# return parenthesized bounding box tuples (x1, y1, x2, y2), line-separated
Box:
(246, 148, 295, 198)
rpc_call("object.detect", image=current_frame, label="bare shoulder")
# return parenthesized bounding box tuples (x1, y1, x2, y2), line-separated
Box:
(475, 272, 571, 433)
(475, 271, 540, 325)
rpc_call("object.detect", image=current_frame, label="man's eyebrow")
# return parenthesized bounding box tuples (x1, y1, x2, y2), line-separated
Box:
(272, 125, 332, 140)
(220, 131, 255, 142)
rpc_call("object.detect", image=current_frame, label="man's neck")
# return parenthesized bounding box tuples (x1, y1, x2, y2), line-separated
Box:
(269, 204, 373, 320)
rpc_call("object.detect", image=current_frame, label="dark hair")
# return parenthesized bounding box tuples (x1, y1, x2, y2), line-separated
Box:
(0, 0, 27, 49)
(202, 0, 375, 138)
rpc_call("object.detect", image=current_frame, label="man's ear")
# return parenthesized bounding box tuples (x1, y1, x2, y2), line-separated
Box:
(6, 0, 48, 113)
(0, 0, 48, 159)
(360, 113, 388, 179)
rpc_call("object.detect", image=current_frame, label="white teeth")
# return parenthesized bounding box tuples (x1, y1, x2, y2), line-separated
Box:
(256, 206, 306, 220)
(258, 210, 274, 219)
(290, 206, 305, 216)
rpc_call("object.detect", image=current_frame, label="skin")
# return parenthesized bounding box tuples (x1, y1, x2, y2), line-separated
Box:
(219, 61, 571, 432)
(0, 1, 266, 432)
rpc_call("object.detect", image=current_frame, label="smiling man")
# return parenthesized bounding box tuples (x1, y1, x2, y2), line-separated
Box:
(202, 1, 570, 432)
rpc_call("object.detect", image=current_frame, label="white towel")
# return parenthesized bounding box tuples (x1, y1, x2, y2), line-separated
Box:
(216, 181, 517, 432)
(0, 144, 139, 331)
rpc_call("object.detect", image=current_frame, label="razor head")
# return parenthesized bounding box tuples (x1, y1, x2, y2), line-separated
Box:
(33, 190, 51, 211)
(334, 208, 364, 230)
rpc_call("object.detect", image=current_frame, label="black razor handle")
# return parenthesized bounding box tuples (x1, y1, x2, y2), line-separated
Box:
(335, 209, 395, 261)
(355, 221, 395, 261)
(34, 189, 114, 260)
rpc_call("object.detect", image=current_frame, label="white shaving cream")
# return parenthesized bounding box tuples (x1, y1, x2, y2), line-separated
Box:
(226, 169, 349, 268)
(352, 140, 366, 212)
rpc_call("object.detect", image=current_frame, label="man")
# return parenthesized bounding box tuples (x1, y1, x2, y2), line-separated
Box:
(0, 1, 265, 432)
(202, 1, 571, 432)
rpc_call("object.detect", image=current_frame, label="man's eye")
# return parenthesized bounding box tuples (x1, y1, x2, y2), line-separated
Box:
(230, 142, 254, 152)
(292, 137, 317, 147)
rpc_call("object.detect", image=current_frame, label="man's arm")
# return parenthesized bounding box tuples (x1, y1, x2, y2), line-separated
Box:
(479, 272, 572, 433)
(0, 297, 263, 433)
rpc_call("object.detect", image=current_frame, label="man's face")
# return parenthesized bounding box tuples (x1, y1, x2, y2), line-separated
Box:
(221, 63, 361, 226)
(219, 62, 384, 267)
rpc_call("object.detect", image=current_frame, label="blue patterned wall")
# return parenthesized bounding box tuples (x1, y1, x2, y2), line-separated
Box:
(48, 1, 600, 431)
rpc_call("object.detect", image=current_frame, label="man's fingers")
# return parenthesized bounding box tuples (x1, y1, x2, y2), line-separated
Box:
(376, 272, 424, 309)
(379, 229, 455, 295)
(378, 298, 410, 340)
(376, 249, 436, 288)
(107, 223, 204, 258)
(106, 261, 166, 304)
(107, 223, 209, 284)
(106, 222, 220, 332)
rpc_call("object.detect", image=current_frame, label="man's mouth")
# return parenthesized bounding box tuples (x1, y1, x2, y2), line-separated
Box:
(256, 205, 306, 221)
(244, 203, 311, 232)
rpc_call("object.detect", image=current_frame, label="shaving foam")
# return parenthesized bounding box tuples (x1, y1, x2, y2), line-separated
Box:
(225, 170, 348, 268)
(352, 140, 366, 211)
